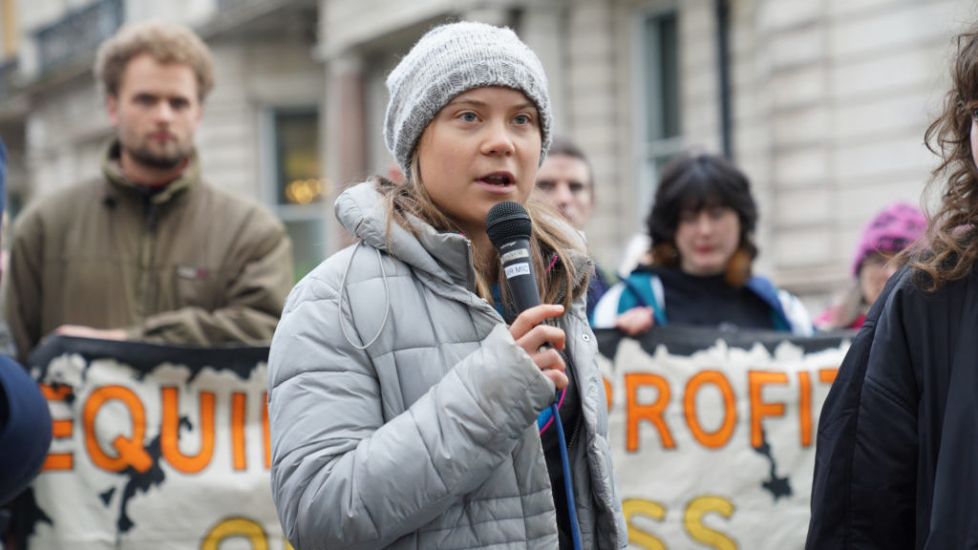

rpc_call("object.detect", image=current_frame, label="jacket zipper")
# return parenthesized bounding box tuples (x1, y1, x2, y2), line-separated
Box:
(141, 198, 160, 315)
(555, 342, 585, 550)
(563, 347, 582, 460)
(561, 330, 586, 537)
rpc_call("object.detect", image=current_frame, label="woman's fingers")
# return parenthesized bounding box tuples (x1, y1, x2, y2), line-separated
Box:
(529, 345, 566, 389)
(519, 324, 566, 353)
(532, 348, 568, 389)
(530, 347, 565, 372)
(507, 304, 569, 388)
(509, 304, 565, 340)
(542, 369, 569, 390)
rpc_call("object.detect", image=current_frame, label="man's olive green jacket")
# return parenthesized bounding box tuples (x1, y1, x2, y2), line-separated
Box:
(5, 144, 293, 363)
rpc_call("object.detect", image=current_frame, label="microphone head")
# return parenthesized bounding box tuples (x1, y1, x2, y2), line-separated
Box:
(486, 201, 532, 250)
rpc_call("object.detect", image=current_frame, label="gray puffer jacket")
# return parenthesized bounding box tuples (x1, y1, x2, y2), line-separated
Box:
(268, 181, 626, 549)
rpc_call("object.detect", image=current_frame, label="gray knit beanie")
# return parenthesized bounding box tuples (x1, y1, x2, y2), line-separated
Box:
(384, 21, 552, 175)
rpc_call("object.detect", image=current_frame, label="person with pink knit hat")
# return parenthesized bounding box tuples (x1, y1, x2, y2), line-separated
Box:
(815, 202, 927, 330)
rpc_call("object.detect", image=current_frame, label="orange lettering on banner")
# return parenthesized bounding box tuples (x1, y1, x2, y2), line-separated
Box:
(622, 498, 667, 550)
(603, 376, 613, 411)
(44, 413, 74, 469)
(799, 371, 813, 447)
(748, 371, 788, 448)
(231, 393, 247, 471)
(83, 385, 152, 473)
(262, 392, 271, 469)
(42, 453, 73, 471)
(684, 496, 737, 550)
(41, 383, 75, 471)
(683, 370, 737, 449)
(625, 373, 675, 452)
(51, 420, 73, 438)
(41, 384, 73, 401)
(819, 368, 838, 385)
(161, 387, 216, 474)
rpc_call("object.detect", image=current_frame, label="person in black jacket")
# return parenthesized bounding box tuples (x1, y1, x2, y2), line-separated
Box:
(0, 139, 52, 508)
(807, 25, 978, 549)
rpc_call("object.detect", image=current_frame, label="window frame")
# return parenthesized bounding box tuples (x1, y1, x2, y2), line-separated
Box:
(631, 2, 683, 221)
(260, 105, 327, 279)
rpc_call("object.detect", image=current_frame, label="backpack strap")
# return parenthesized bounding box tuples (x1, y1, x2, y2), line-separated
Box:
(618, 272, 668, 326)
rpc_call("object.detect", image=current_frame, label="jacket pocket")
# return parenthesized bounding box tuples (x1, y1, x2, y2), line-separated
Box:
(170, 265, 218, 310)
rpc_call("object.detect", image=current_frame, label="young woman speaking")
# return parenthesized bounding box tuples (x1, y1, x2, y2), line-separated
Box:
(266, 21, 625, 550)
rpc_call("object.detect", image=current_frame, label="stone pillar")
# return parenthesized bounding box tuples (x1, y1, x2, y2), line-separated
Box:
(518, 1, 566, 134)
(324, 52, 367, 250)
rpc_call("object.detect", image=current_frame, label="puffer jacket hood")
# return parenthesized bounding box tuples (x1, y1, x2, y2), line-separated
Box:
(268, 180, 625, 549)
(335, 181, 479, 291)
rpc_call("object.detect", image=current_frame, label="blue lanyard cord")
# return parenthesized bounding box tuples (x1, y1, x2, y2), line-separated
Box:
(551, 401, 583, 550)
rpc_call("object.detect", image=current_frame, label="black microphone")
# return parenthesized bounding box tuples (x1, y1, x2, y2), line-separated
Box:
(486, 201, 540, 319)
(488, 202, 582, 548)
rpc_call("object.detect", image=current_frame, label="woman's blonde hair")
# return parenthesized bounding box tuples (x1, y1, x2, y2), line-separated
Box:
(376, 159, 588, 311)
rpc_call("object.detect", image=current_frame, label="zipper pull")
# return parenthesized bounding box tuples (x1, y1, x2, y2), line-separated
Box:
(145, 202, 159, 232)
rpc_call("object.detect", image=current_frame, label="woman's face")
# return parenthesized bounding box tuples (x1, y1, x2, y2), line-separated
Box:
(859, 253, 899, 306)
(415, 86, 542, 235)
(674, 206, 741, 276)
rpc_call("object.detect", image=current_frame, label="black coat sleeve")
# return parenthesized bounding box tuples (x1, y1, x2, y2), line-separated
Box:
(807, 269, 919, 550)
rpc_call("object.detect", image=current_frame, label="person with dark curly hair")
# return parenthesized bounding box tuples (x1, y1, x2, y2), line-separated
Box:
(591, 152, 812, 336)
(807, 26, 978, 549)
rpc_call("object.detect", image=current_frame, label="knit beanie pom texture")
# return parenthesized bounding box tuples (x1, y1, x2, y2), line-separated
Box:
(384, 21, 552, 175)
(851, 202, 927, 276)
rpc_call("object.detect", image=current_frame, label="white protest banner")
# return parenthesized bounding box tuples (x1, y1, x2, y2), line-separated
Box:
(16, 336, 288, 550)
(594, 327, 852, 550)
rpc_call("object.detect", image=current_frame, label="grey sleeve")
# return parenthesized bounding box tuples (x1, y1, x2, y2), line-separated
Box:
(267, 278, 554, 550)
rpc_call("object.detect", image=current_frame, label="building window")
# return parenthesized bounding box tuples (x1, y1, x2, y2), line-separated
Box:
(268, 108, 326, 280)
(637, 8, 682, 213)
(34, 0, 123, 76)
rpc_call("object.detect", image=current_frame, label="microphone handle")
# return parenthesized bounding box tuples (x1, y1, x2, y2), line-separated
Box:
(499, 239, 562, 368)
(499, 238, 541, 313)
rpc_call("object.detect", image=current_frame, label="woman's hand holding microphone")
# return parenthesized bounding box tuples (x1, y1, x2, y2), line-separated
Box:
(509, 304, 568, 390)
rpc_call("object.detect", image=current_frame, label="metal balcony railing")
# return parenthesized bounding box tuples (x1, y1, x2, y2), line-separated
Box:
(34, 0, 124, 76)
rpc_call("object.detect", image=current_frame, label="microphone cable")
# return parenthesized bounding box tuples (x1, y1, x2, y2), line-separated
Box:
(552, 400, 583, 550)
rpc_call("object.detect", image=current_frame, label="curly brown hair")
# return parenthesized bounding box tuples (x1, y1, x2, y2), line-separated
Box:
(909, 27, 978, 289)
(94, 21, 214, 100)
